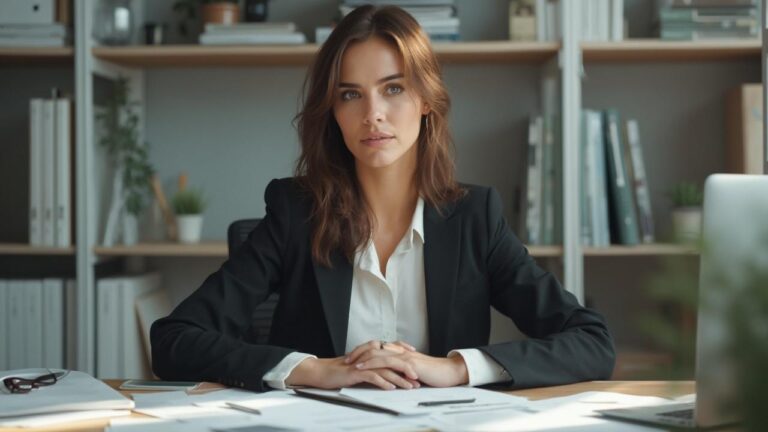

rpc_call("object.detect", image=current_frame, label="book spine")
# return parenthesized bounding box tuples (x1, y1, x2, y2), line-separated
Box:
(536, 0, 547, 41)
(42, 99, 56, 246)
(42, 278, 65, 369)
(610, 0, 624, 40)
(54, 97, 71, 247)
(579, 112, 593, 245)
(29, 99, 44, 246)
(603, 110, 640, 245)
(24, 280, 44, 368)
(526, 116, 542, 245)
(588, 111, 611, 246)
(65, 278, 77, 369)
(625, 120, 655, 244)
(7, 281, 26, 369)
(97, 278, 119, 379)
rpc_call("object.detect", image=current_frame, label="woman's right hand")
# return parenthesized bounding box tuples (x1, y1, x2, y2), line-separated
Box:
(285, 356, 420, 390)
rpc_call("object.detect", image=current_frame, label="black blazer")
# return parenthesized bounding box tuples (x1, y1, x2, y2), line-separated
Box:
(151, 178, 615, 392)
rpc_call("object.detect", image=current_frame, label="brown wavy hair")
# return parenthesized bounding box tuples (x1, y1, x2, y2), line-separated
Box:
(294, 5, 464, 267)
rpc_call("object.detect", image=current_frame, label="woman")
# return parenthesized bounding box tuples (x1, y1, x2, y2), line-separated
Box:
(151, 5, 615, 392)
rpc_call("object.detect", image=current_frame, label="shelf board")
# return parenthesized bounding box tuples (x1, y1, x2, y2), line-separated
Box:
(0, 47, 74, 65)
(0, 243, 75, 255)
(582, 39, 761, 62)
(583, 244, 699, 256)
(92, 41, 559, 67)
(527, 245, 563, 257)
(94, 242, 228, 257)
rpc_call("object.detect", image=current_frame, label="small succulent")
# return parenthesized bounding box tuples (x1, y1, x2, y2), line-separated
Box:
(172, 188, 207, 215)
(669, 182, 703, 208)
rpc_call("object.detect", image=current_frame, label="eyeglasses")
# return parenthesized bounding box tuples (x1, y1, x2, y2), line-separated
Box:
(2, 370, 68, 394)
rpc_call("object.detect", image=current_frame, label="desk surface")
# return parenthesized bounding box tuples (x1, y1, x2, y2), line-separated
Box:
(2, 380, 695, 432)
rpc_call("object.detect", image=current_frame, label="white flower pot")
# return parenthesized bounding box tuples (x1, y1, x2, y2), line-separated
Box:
(122, 212, 139, 245)
(672, 206, 702, 244)
(177, 214, 204, 244)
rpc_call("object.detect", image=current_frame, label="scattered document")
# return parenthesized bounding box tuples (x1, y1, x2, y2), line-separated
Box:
(0, 369, 134, 418)
(296, 386, 528, 416)
(0, 409, 130, 428)
(431, 391, 675, 431)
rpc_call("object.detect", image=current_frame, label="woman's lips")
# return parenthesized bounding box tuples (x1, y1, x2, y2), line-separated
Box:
(362, 136, 393, 147)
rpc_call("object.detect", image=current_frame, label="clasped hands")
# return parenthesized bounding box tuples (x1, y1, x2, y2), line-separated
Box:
(285, 340, 469, 390)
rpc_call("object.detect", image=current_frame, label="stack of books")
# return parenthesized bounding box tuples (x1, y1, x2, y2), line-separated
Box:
(0, 23, 69, 47)
(340, 0, 460, 42)
(28, 91, 74, 248)
(531, 0, 624, 42)
(658, 0, 760, 41)
(199, 22, 306, 46)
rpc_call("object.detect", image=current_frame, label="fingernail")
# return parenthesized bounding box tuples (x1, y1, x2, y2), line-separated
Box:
(407, 345, 416, 351)
(390, 384, 396, 390)
(355, 363, 364, 369)
(344, 357, 350, 363)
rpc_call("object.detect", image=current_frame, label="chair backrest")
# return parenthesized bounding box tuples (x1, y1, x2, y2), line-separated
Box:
(227, 218, 278, 345)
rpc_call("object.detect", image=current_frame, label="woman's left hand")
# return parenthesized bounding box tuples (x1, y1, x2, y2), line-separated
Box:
(346, 343, 469, 388)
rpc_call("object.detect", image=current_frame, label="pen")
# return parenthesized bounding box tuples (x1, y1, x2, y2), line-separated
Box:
(418, 398, 476, 407)
(225, 402, 261, 415)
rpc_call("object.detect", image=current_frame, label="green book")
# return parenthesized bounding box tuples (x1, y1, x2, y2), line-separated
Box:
(602, 109, 640, 245)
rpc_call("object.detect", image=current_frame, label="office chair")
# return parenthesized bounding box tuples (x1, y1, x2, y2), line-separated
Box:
(227, 218, 278, 345)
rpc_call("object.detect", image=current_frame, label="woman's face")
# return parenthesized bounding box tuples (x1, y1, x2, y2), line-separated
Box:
(333, 36, 428, 171)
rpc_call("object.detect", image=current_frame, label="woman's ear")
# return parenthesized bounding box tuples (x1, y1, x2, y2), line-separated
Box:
(422, 104, 431, 116)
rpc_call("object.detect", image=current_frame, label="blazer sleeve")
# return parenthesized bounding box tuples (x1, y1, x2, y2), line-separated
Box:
(477, 187, 616, 388)
(150, 179, 296, 392)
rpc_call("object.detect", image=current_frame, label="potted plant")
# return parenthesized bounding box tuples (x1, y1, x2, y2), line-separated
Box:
(172, 186, 207, 244)
(96, 77, 155, 246)
(173, 0, 240, 40)
(669, 182, 703, 244)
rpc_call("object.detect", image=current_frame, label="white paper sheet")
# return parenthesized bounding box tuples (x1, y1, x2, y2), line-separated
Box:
(132, 390, 190, 408)
(431, 391, 674, 432)
(0, 369, 134, 417)
(0, 409, 130, 428)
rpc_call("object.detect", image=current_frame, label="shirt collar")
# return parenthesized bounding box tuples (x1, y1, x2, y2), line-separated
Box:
(356, 197, 425, 270)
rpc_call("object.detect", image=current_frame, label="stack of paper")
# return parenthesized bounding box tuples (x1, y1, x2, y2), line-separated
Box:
(0, 369, 134, 428)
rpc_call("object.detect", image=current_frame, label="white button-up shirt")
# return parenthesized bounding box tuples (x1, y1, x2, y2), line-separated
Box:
(263, 197, 511, 389)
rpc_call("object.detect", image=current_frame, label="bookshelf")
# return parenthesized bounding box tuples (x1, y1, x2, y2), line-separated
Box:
(2, 0, 765, 378)
(582, 39, 761, 62)
(0, 243, 76, 256)
(0, 47, 74, 65)
(92, 41, 560, 67)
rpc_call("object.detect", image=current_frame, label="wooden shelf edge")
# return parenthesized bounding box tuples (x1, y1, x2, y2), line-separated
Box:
(92, 41, 560, 67)
(583, 38, 761, 62)
(0, 46, 74, 65)
(0, 243, 75, 255)
(584, 244, 699, 256)
(527, 245, 564, 257)
(94, 242, 228, 257)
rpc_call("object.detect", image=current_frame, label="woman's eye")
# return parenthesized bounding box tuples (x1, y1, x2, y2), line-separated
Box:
(340, 90, 360, 101)
(386, 85, 403, 95)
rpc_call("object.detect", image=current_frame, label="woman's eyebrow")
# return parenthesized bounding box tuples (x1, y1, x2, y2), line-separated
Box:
(339, 73, 404, 88)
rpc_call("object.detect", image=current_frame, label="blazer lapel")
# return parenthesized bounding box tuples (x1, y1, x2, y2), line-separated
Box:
(423, 202, 461, 356)
(313, 251, 353, 357)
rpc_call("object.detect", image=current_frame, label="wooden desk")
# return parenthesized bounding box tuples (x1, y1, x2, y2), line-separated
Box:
(1, 380, 695, 432)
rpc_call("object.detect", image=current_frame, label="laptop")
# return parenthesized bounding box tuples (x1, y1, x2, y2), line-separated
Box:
(598, 174, 768, 429)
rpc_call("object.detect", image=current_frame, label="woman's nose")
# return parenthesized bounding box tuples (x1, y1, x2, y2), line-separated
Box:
(363, 95, 385, 124)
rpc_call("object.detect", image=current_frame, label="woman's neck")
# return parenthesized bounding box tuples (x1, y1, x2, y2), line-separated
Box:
(356, 156, 419, 230)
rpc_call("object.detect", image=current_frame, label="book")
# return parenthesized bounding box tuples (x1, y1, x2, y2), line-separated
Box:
(726, 84, 763, 174)
(96, 278, 119, 379)
(660, 6, 757, 22)
(65, 279, 76, 369)
(603, 110, 640, 245)
(579, 113, 593, 245)
(7, 281, 25, 369)
(204, 22, 297, 34)
(525, 116, 543, 244)
(199, 32, 307, 45)
(667, 0, 757, 7)
(587, 110, 611, 246)
(23, 280, 44, 369)
(661, 26, 758, 40)
(117, 273, 161, 379)
(625, 120, 655, 244)
(29, 99, 44, 246)
(54, 97, 72, 248)
(0, 36, 66, 46)
(0, 0, 56, 25)
(42, 100, 55, 246)
(610, 0, 624, 41)
(0, 23, 67, 37)
(42, 279, 65, 369)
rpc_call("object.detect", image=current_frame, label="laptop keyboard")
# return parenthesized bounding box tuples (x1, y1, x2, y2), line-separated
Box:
(658, 408, 694, 420)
